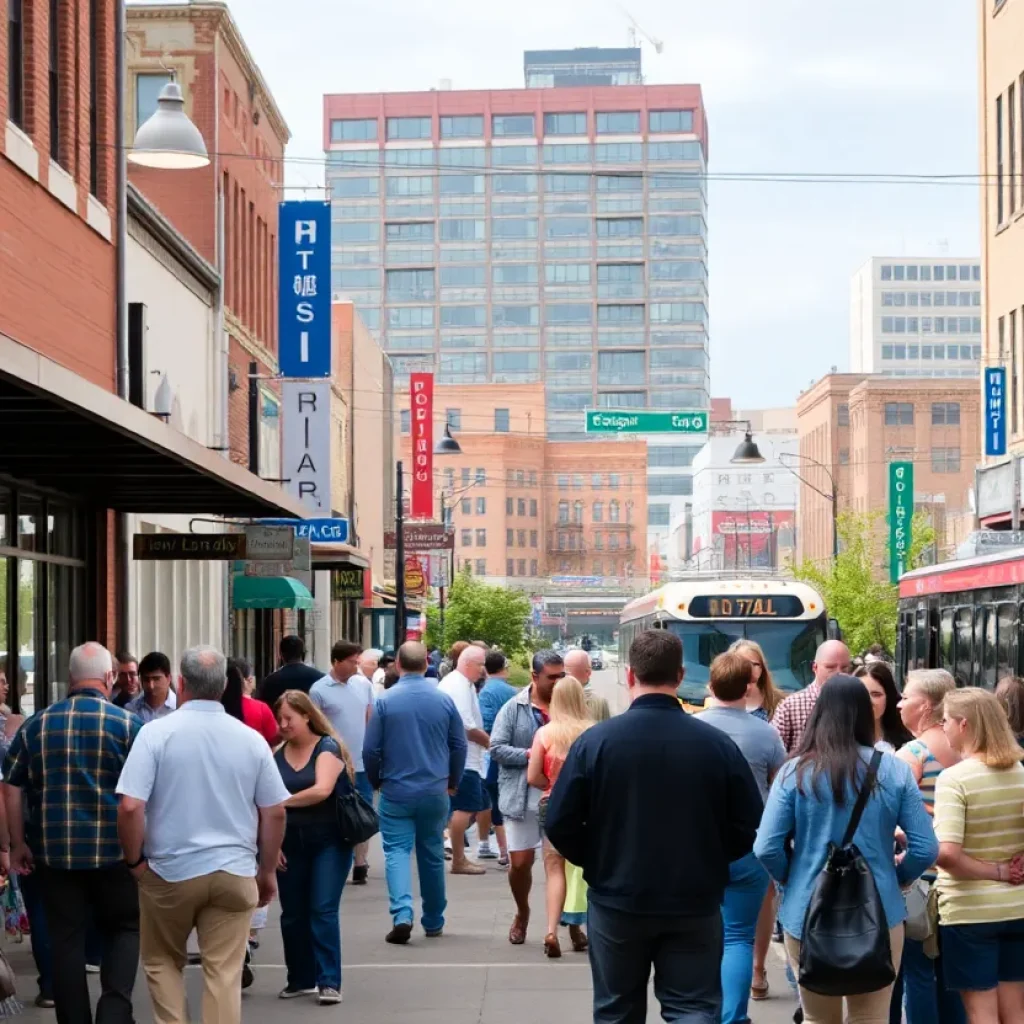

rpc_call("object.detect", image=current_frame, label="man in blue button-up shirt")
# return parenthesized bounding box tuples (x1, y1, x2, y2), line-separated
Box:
(363, 641, 466, 945)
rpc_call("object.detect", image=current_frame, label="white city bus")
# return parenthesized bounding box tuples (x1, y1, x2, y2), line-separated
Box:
(618, 577, 832, 708)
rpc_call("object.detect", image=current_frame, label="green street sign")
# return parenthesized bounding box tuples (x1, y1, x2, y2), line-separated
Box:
(585, 409, 708, 434)
(889, 461, 914, 583)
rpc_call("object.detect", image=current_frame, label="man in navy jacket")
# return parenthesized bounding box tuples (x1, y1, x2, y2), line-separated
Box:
(545, 629, 762, 1024)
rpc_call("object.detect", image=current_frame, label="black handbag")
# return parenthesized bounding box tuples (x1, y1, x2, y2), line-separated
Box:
(798, 748, 895, 997)
(333, 768, 379, 846)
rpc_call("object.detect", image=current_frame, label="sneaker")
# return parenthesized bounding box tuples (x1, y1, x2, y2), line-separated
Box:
(35, 995, 55, 1009)
(385, 922, 413, 945)
(351, 864, 369, 885)
(477, 843, 497, 859)
(85, 964, 100, 974)
(279, 987, 317, 999)
(318, 987, 342, 1005)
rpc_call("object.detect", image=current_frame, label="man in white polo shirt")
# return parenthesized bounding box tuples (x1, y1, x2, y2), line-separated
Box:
(117, 646, 289, 1024)
(438, 645, 490, 875)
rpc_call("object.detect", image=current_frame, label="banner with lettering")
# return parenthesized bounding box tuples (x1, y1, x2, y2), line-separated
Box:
(410, 373, 434, 519)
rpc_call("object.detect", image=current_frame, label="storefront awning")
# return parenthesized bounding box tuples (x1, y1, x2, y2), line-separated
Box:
(0, 333, 310, 518)
(232, 575, 314, 610)
(311, 542, 370, 570)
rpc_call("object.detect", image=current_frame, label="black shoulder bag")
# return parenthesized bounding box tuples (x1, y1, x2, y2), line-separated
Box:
(316, 737, 379, 847)
(798, 748, 895, 997)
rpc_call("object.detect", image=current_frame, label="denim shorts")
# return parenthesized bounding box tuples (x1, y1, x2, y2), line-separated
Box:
(449, 770, 490, 814)
(941, 918, 1024, 991)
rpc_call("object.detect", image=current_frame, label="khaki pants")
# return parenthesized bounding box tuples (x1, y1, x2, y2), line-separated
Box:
(138, 869, 258, 1024)
(784, 925, 904, 1024)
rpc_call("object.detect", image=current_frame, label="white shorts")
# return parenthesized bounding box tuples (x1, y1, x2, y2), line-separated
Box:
(504, 808, 542, 853)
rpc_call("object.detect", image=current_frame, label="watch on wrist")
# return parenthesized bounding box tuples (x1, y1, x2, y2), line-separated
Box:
(125, 853, 146, 869)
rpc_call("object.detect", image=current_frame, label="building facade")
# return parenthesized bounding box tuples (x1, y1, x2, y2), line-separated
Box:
(850, 257, 982, 377)
(523, 48, 643, 88)
(796, 375, 979, 566)
(323, 82, 709, 545)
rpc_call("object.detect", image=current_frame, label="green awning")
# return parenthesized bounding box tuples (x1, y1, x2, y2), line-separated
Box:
(232, 575, 314, 610)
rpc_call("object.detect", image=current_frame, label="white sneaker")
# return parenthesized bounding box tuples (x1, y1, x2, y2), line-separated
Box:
(279, 987, 317, 999)
(477, 843, 497, 859)
(318, 987, 343, 1005)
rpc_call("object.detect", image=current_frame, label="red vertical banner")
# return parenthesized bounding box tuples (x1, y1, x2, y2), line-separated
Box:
(410, 372, 434, 519)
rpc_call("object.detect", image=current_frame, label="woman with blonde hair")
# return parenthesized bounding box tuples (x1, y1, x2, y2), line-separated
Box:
(527, 675, 594, 958)
(728, 639, 785, 722)
(273, 690, 356, 1005)
(995, 675, 1024, 743)
(935, 688, 1024, 1024)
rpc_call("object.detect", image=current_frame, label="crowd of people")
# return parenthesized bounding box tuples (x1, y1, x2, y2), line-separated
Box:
(0, 629, 1021, 1024)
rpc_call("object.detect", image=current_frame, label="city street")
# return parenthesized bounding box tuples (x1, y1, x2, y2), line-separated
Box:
(3, 661, 797, 1024)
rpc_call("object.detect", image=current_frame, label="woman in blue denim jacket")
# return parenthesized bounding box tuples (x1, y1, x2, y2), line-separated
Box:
(754, 674, 939, 1024)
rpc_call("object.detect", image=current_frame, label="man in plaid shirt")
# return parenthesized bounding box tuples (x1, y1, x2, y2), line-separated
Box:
(772, 640, 852, 754)
(3, 642, 142, 1024)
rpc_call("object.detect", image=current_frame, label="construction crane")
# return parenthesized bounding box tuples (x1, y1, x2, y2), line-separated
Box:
(621, 7, 664, 55)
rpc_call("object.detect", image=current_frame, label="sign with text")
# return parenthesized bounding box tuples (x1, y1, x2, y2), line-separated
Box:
(889, 461, 914, 584)
(385, 523, 454, 552)
(278, 201, 331, 378)
(985, 366, 1007, 457)
(585, 410, 708, 434)
(243, 525, 294, 561)
(331, 567, 366, 601)
(133, 533, 245, 560)
(410, 373, 434, 518)
(258, 517, 350, 544)
(282, 380, 332, 511)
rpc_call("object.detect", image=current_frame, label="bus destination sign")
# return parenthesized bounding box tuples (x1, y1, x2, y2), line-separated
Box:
(688, 595, 804, 619)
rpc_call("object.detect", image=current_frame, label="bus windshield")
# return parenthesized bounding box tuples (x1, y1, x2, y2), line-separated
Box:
(666, 619, 824, 703)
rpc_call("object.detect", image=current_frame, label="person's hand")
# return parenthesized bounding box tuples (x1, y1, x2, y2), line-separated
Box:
(276, 850, 287, 872)
(129, 859, 149, 881)
(11, 843, 32, 876)
(257, 868, 277, 907)
(447, 787, 457, 796)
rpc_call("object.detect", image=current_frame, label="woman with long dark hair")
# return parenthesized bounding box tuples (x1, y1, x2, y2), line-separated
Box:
(754, 675, 938, 1023)
(856, 662, 914, 751)
(224, 658, 278, 744)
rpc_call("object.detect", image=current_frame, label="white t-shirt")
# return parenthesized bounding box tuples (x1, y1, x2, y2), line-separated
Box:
(438, 670, 485, 775)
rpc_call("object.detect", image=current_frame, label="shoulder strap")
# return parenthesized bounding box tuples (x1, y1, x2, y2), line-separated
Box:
(840, 749, 883, 849)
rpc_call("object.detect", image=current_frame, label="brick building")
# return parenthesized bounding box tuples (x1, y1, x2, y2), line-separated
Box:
(796, 375, 980, 566)
(0, 0, 305, 711)
(125, 1, 289, 466)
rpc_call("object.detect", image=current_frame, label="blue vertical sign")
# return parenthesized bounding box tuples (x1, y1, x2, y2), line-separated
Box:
(278, 201, 331, 378)
(985, 366, 1007, 457)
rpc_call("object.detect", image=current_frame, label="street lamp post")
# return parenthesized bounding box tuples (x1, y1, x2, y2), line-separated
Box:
(394, 461, 406, 647)
(779, 453, 840, 560)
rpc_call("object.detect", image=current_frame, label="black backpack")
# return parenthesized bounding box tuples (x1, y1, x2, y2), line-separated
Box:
(798, 749, 895, 997)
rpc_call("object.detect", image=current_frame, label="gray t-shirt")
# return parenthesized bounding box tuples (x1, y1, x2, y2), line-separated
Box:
(699, 706, 786, 803)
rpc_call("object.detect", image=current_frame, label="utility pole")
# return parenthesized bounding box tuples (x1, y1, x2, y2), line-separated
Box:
(439, 493, 447, 640)
(395, 461, 406, 647)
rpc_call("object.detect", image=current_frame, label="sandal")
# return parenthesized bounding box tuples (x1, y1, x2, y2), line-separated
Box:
(508, 915, 528, 945)
(568, 924, 588, 952)
(543, 932, 562, 958)
(751, 967, 769, 1001)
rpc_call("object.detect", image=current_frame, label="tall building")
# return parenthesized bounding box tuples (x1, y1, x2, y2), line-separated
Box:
(796, 374, 979, 566)
(324, 78, 709, 544)
(849, 257, 982, 377)
(523, 48, 642, 88)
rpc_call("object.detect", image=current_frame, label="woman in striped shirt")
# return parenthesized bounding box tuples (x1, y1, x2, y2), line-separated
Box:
(895, 669, 964, 1024)
(935, 688, 1024, 1024)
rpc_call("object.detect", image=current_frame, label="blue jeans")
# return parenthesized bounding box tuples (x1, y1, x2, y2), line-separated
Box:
(277, 822, 353, 991)
(588, 901, 722, 1023)
(378, 792, 449, 934)
(721, 853, 770, 1024)
(902, 934, 965, 1024)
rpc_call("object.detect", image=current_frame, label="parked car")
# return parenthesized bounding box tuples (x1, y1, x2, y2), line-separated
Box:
(589, 649, 604, 671)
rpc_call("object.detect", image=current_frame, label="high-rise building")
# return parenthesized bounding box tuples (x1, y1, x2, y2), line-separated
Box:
(849, 257, 982, 377)
(323, 77, 708, 544)
(523, 48, 642, 88)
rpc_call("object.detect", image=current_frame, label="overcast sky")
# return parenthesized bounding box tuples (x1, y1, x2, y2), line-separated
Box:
(203, 0, 979, 408)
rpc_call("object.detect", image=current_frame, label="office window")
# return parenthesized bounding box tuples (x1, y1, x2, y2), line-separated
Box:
(596, 111, 640, 134)
(331, 176, 379, 198)
(475, 559, 486, 576)
(517, 558, 526, 575)
(650, 214, 702, 236)
(387, 306, 433, 329)
(648, 141, 702, 162)
(475, 468, 486, 485)
(838, 448, 849, 465)
(492, 173, 538, 195)
(545, 303, 592, 325)
(461, 498, 471, 514)
(649, 109, 695, 133)
(518, 498, 527, 516)
(545, 216, 590, 238)
(544, 112, 587, 136)
(545, 263, 590, 284)
(475, 529, 487, 546)
(48, 0, 62, 161)
(330, 118, 377, 142)
(437, 147, 485, 167)
(439, 218, 485, 241)
(444, 409, 461, 431)
(492, 145, 537, 166)
(597, 217, 644, 238)
(608, 500, 620, 522)
(648, 475, 691, 496)
(837, 403, 850, 426)
(593, 501, 604, 523)
(506, 558, 515, 576)
(474, 497, 485, 515)
(492, 218, 539, 239)
(530, 558, 538, 575)
(505, 497, 513, 515)
(931, 447, 961, 473)
(596, 142, 642, 163)
(440, 306, 486, 327)
(386, 221, 434, 242)
(387, 116, 432, 140)
(493, 114, 535, 137)
(493, 264, 538, 285)
(884, 402, 914, 425)
(530, 499, 538, 517)
(386, 269, 435, 301)
(931, 402, 961, 425)
(598, 304, 644, 324)
(8, 0, 24, 127)
(460, 529, 472, 547)
(441, 266, 486, 287)
(400, 409, 410, 433)
(998, 97, 1006, 222)
(507, 529, 514, 547)
(494, 408, 510, 432)
(136, 72, 172, 132)
(517, 530, 527, 549)
(1013, 83, 1019, 217)
(440, 115, 483, 138)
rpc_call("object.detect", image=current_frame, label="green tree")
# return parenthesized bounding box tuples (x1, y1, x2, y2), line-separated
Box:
(792, 509, 935, 655)
(424, 568, 531, 655)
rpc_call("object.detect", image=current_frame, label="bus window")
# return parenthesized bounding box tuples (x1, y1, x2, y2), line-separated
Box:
(998, 603, 1019, 682)
(915, 609, 929, 668)
(954, 607, 974, 686)
(982, 607, 998, 691)
(939, 609, 955, 673)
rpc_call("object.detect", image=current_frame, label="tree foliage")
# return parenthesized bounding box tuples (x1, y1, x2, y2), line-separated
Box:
(424, 568, 531, 655)
(791, 509, 935, 656)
